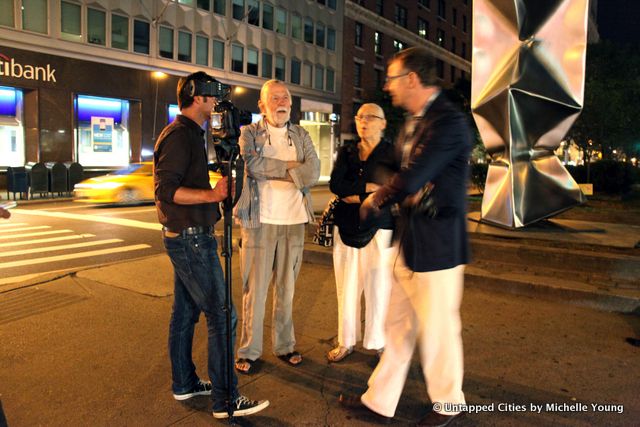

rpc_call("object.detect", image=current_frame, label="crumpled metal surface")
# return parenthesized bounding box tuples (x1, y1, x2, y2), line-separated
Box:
(471, 0, 588, 228)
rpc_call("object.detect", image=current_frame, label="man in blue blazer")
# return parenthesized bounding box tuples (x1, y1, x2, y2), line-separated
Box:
(341, 47, 472, 427)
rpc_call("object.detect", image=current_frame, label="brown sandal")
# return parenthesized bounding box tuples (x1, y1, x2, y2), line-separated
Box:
(327, 346, 353, 363)
(277, 351, 303, 366)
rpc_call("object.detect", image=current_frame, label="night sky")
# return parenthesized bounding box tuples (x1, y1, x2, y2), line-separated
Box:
(597, 0, 640, 45)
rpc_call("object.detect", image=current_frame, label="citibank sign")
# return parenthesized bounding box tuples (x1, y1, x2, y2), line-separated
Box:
(0, 53, 57, 82)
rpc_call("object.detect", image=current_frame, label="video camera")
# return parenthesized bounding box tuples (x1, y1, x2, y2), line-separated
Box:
(210, 99, 253, 161)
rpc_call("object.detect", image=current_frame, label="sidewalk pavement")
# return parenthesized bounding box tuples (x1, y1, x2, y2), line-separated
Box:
(1, 244, 639, 426)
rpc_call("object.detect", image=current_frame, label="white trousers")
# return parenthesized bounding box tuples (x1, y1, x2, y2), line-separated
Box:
(333, 227, 393, 350)
(361, 246, 466, 417)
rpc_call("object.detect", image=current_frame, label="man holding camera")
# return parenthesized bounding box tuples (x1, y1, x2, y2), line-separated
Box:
(234, 79, 320, 373)
(154, 71, 269, 419)
(341, 48, 472, 426)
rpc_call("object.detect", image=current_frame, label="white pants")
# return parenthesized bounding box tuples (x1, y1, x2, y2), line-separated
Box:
(361, 246, 466, 417)
(332, 227, 393, 350)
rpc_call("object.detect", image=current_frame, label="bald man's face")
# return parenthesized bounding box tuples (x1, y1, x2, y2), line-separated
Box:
(355, 105, 386, 142)
(259, 83, 292, 127)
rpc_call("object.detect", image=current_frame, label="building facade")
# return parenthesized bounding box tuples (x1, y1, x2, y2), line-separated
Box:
(340, 0, 472, 141)
(0, 0, 343, 181)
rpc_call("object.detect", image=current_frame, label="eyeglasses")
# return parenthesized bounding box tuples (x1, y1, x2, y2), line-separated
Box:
(384, 72, 411, 83)
(354, 114, 384, 122)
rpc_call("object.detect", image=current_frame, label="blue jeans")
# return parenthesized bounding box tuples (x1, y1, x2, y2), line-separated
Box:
(163, 232, 238, 409)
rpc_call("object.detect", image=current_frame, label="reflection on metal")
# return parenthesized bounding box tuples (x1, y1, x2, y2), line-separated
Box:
(471, 0, 588, 228)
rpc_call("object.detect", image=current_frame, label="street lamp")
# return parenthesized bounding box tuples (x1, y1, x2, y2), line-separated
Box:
(152, 71, 168, 144)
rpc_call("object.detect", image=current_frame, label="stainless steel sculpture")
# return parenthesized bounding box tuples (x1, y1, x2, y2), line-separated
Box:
(471, 0, 589, 228)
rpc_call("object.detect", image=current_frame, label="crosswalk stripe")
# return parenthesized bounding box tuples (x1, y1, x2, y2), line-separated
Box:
(12, 209, 162, 231)
(0, 239, 124, 258)
(0, 223, 29, 228)
(0, 234, 96, 248)
(0, 230, 73, 240)
(0, 226, 51, 234)
(0, 244, 151, 269)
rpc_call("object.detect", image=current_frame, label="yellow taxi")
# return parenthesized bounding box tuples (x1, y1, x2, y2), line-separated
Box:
(74, 162, 222, 203)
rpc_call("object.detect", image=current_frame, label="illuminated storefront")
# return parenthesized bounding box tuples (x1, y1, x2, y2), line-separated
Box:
(0, 86, 24, 167)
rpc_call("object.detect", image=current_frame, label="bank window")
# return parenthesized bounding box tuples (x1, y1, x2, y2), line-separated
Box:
(232, 0, 244, 20)
(326, 69, 335, 92)
(247, 48, 258, 75)
(196, 35, 208, 65)
(291, 58, 301, 84)
(0, 0, 14, 27)
(263, 3, 273, 30)
(111, 14, 129, 50)
(159, 27, 174, 59)
(374, 31, 382, 55)
(232, 44, 244, 72)
(262, 51, 272, 78)
(303, 63, 312, 87)
(275, 8, 286, 34)
(61, 1, 81, 41)
(134, 20, 150, 54)
(291, 14, 302, 39)
(178, 31, 192, 62)
(0, 86, 25, 167)
(213, 0, 225, 15)
(248, 0, 260, 26)
(87, 8, 105, 45)
(314, 65, 324, 90)
(275, 55, 285, 81)
(315, 22, 325, 47)
(212, 39, 225, 68)
(327, 27, 336, 51)
(304, 17, 314, 43)
(75, 95, 131, 167)
(22, 0, 48, 34)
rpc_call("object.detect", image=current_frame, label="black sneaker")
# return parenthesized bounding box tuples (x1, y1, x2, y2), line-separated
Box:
(212, 395, 270, 419)
(172, 379, 212, 401)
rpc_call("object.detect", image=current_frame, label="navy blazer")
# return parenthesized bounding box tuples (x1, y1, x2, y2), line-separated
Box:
(375, 93, 473, 272)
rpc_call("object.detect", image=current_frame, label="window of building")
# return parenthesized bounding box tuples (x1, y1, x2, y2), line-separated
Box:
(374, 31, 382, 55)
(438, 0, 446, 19)
(352, 102, 362, 118)
(196, 35, 208, 65)
(451, 36, 456, 53)
(0, 86, 25, 167)
(262, 51, 272, 78)
(328, 0, 336, 10)
(212, 39, 225, 68)
(22, 0, 47, 33)
(247, 47, 258, 75)
(197, 0, 210, 10)
(419, 0, 430, 8)
(213, 0, 225, 15)
(248, 0, 260, 26)
(375, 0, 383, 15)
(291, 14, 302, 39)
(275, 8, 286, 34)
(375, 68, 383, 89)
(291, 58, 301, 84)
(0, 1, 14, 27)
(462, 15, 467, 32)
(178, 31, 192, 62)
(326, 69, 335, 92)
(355, 22, 363, 47)
(393, 39, 405, 52)
(418, 18, 428, 40)
(263, 3, 273, 30)
(232, 0, 244, 20)
(304, 17, 314, 43)
(461, 42, 466, 59)
(61, 1, 81, 41)
(394, 5, 407, 28)
(453, 7, 457, 26)
(275, 55, 285, 80)
(303, 63, 312, 87)
(315, 65, 324, 90)
(450, 65, 456, 83)
(87, 9, 105, 45)
(177, 0, 194, 6)
(437, 28, 445, 47)
(317, 0, 325, 5)
(316, 22, 325, 47)
(159, 27, 174, 59)
(111, 14, 129, 50)
(354, 63, 362, 88)
(232, 44, 244, 72)
(436, 59, 444, 79)
(133, 20, 150, 54)
(327, 27, 336, 50)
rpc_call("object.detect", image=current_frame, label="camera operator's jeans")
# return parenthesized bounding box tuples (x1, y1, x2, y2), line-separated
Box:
(163, 232, 239, 408)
